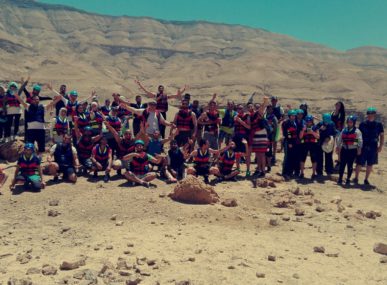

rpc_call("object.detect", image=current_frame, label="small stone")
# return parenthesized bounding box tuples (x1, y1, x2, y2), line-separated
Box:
(175, 281, 191, 285)
(127, 243, 134, 247)
(295, 208, 305, 216)
(373, 243, 387, 255)
(147, 259, 157, 266)
(227, 265, 236, 269)
(48, 209, 60, 217)
(315, 206, 325, 212)
(60, 227, 71, 233)
(282, 216, 290, 221)
(337, 203, 345, 213)
(268, 255, 276, 261)
(221, 198, 238, 207)
(313, 246, 325, 253)
(187, 257, 195, 262)
(269, 218, 279, 226)
(105, 245, 113, 250)
(59, 258, 86, 270)
(26, 267, 41, 275)
(49, 199, 59, 206)
(256, 272, 265, 278)
(42, 265, 57, 275)
(115, 221, 124, 226)
(126, 278, 143, 285)
(293, 273, 300, 279)
(331, 196, 342, 204)
(365, 211, 381, 219)
(119, 270, 132, 276)
(16, 253, 32, 264)
(380, 256, 387, 263)
(326, 253, 339, 257)
(7, 277, 33, 285)
(110, 214, 117, 221)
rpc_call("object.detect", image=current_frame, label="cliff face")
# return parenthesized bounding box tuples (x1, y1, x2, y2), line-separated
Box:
(0, 0, 386, 116)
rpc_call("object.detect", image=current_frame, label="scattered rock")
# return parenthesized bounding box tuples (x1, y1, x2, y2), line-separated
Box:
(59, 258, 86, 270)
(373, 243, 387, 255)
(326, 253, 339, 257)
(315, 206, 325, 212)
(48, 209, 60, 217)
(60, 227, 71, 234)
(26, 267, 40, 275)
(48, 199, 59, 206)
(273, 196, 296, 208)
(331, 196, 342, 204)
(282, 216, 290, 221)
(365, 211, 381, 219)
(256, 272, 266, 278)
(0, 140, 24, 162)
(380, 256, 387, 263)
(105, 245, 114, 250)
(313, 246, 325, 253)
(42, 264, 57, 275)
(126, 278, 143, 285)
(221, 198, 238, 207)
(175, 281, 191, 285)
(169, 176, 220, 204)
(110, 214, 117, 221)
(268, 255, 276, 261)
(337, 203, 345, 213)
(227, 265, 236, 269)
(292, 273, 300, 279)
(295, 208, 305, 216)
(7, 277, 33, 285)
(127, 243, 134, 247)
(116, 221, 124, 226)
(16, 253, 32, 264)
(269, 218, 279, 226)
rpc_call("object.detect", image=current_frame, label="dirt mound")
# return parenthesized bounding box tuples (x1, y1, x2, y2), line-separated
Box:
(169, 176, 220, 204)
(0, 140, 24, 162)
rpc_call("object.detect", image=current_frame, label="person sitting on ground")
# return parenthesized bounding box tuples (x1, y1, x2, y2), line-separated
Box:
(9, 143, 44, 192)
(51, 107, 69, 144)
(164, 139, 191, 183)
(187, 139, 220, 184)
(336, 115, 362, 185)
(46, 133, 80, 183)
(91, 136, 112, 183)
(214, 140, 242, 182)
(122, 139, 164, 187)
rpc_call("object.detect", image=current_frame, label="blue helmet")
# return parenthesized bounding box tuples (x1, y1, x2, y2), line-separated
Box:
(346, 115, 357, 124)
(305, 115, 314, 122)
(24, 143, 35, 150)
(322, 113, 332, 123)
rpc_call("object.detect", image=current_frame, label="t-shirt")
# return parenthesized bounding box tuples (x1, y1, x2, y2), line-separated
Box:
(146, 112, 161, 135)
(359, 121, 384, 148)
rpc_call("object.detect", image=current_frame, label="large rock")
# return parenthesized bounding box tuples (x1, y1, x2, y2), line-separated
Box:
(374, 243, 387, 255)
(0, 140, 24, 162)
(169, 176, 220, 204)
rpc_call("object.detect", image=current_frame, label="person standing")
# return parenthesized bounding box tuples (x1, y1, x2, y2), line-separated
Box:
(354, 107, 384, 185)
(0, 85, 7, 143)
(173, 98, 197, 147)
(4, 82, 22, 142)
(331, 101, 346, 132)
(198, 100, 221, 150)
(282, 109, 299, 179)
(130, 95, 147, 136)
(218, 101, 237, 148)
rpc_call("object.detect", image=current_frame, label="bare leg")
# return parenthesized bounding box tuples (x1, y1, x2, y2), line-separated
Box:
(355, 164, 362, 180)
(143, 172, 157, 182)
(365, 165, 372, 180)
(224, 170, 239, 180)
(124, 171, 144, 184)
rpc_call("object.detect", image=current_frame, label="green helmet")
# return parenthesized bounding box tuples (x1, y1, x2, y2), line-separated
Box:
(296, 109, 304, 114)
(33, 84, 41, 92)
(366, 107, 377, 114)
(69, 90, 78, 97)
(288, 109, 297, 116)
(322, 113, 331, 123)
(135, 139, 145, 146)
(8, 82, 18, 89)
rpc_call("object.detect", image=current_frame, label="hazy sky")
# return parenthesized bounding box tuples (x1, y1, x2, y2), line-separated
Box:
(38, 0, 387, 51)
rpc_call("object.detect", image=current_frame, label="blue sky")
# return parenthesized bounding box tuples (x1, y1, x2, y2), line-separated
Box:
(38, 0, 387, 51)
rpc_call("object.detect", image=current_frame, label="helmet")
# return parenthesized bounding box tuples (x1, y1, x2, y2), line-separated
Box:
(8, 82, 18, 89)
(135, 140, 145, 146)
(69, 90, 78, 97)
(346, 115, 357, 123)
(322, 113, 332, 123)
(305, 115, 314, 122)
(24, 143, 35, 150)
(366, 107, 377, 115)
(33, 84, 41, 92)
(296, 109, 304, 114)
(288, 109, 297, 116)
(84, 126, 93, 133)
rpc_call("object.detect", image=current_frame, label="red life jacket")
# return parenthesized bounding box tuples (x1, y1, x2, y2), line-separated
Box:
(342, 128, 358, 146)
(54, 117, 69, 135)
(0, 96, 4, 109)
(18, 154, 40, 176)
(302, 129, 318, 143)
(220, 150, 235, 172)
(204, 111, 219, 133)
(66, 100, 78, 118)
(100, 106, 111, 116)
(284, 120, 298, 139)
(77, 137, 94, 159)
(117, 138, 135, 159)
(130, 151, 149, 175)
(107, 116, 121, 132)
(176, 109, 194, 131)
(6, 93, 20, 108)
(234, 113, 249, 135)
(194, 148, 210, 167)
(76, 113, 90, 130)
(156, 93, 168, 112)
(94, 144, 110, 163)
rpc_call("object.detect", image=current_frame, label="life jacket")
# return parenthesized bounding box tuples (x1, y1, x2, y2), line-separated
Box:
(0, 95, 4, 109)
(302, 126, 318, 143)
(204, 111, 219, 133)
(77, 137, 94, 159)
(26, 104, 45, 123)
(54, 143, 74, 167)
(221, 109, 235, 128)
(90, 111, 103, 129)
(54, 116, 69, 135)
(234, 113, 249, 135)
(6, 92, 20, 108)
(273, 105, 282, 120)
(130, 151, 149, 175)
(76, 112, 90, 130)
(220, 150, 235, 172)
(284, 120, 298, 140)
(132, 103, 146, 120)
(117, 138, 135, 159)
(142, 109, 161, 122)
(360, 121, 382, 146)
(94, 144, 110, 163)
(176, 109, 194, 131)
(194, 148, 210, 168)
(168, 148, 185, 170)
(342, 127, 358, 146)
(156, 93, 168, 112)
(147, 138, 163, 156)
(18, 154, 40, 175)
(100, 106, 111, 116)
(107, 116, 121, 133)
(66, 100, 78, 118)
(118, 106, 132, 119)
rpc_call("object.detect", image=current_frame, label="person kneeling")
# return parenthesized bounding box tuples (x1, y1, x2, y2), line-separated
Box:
(10, 143, 45, 192)
(215, 140, 241, 182)
(46, 134, 80, 183)
(122, 140, 163, 188)
(164, 139, 191, 183)
(91, 136, 112, 183)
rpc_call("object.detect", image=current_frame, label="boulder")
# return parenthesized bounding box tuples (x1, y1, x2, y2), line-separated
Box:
(374, 243, 387, 255)
(169, 176, 219, 204)
(0, 140, 24, 162)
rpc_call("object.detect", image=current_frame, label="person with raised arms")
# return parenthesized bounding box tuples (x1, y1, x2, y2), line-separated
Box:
(173, 98, 197, 147)
(214, 140, 243, 182)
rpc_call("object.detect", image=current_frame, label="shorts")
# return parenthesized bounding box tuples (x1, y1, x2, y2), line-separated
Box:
(219, 130, 233, 143)
(300, 143, 318, 163)
(58, 165, 75, 179)
(203, 132, 218, 150)
(117, 159, 130, 170)
(233, 135, 247, 153)
(194, 165, 210, 176)
(93, 160, 108, 171)
(130, 171, 149, 179)
(220, 168, 232, 176)
(79, 158, 93, 169)
(266, 141, 273, 158)
(175, 130, 192, 147)
(356, 146, 378, 166)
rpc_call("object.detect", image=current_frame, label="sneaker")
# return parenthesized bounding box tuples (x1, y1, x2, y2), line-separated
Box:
(258, 171, 265, 178)
(142, 182, 150, 188)
(53, 176, 59, 182)
(267, 165, 271, 172)
(337, 179, 343, 185)
(103, 174, 110, 183)
(352, 178, 359, 184)
(253, 169, 260, 176)
(117, 169, 122, 176)
(214, 177, 223, 184)
(93, 171, 98, 178)
(345, 179, 350, 186)
(245, 170, 251, 177)
(204, 176, 210, 184)
(364, 179, 370, 185)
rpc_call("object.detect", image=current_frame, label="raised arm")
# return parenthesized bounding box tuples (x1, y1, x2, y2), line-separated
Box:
(103, 119, 121, 143)
(134, 79, 156, 98)
(191, 112, 198, 138)
(119, 102, 144, 117)
(73, 116, 82, 140)
(168, 85, 188, 100)
(15, 80, 29, 109)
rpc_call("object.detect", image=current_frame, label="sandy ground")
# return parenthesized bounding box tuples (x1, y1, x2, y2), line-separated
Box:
(0, 149, 386, 285)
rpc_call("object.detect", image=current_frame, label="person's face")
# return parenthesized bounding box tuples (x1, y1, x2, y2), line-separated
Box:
(60, 85, 66, 94)
(254, 103, 261, 110)
(271, 99, 277, 106)
(201, 141, 209, 150)
(347, 120, 354, 128)
(100, 138, 107, 146)
(266, 106, 273, 115)
(10, 86, 17, 94)
(170, 142, 178, 150)
(297, 113, 303, 120)
(59, 109, 67, 117)
(181, 100, 189, 109)
(124, 131, 131, 140)
(153, 131, 160, 139)
(192, 101, 199, 108)
(227, 102, 234, 110)
(367, 113, 376, 121)
(77, 105, 84, 113)
(24, 148, 33, 157)
(149, 103, 156, 111)
(209, 102, 216, 111)
(229, 141, 236, 149)
(158, 86, 164, 93)
(111, 109, 118, 117)
(248, 104, 254, 112)
(31, 96, 40, 106)
(136, 96, 141, 104)
(105, 100, 110, 107)
(306, 120, 313, 127)
(63, 135, 71, 145)
(136, 144, 144, 152)
(70, 95, 77, 102)
(289, 115, 296, 121)
(32, 89, 39, 96)
(335, 102, 341, 111)
(91, 104, 98, 111)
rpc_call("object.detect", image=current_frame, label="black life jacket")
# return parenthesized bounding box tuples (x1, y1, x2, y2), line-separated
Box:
(54, 143, 74, 167)
(26, 104, 45, 123)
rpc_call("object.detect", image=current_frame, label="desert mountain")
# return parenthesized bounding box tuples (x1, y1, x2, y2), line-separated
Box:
(0, 0, 386, 119)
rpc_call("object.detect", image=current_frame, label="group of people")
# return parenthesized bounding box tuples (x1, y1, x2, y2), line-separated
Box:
(0, 77, 384, 192)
